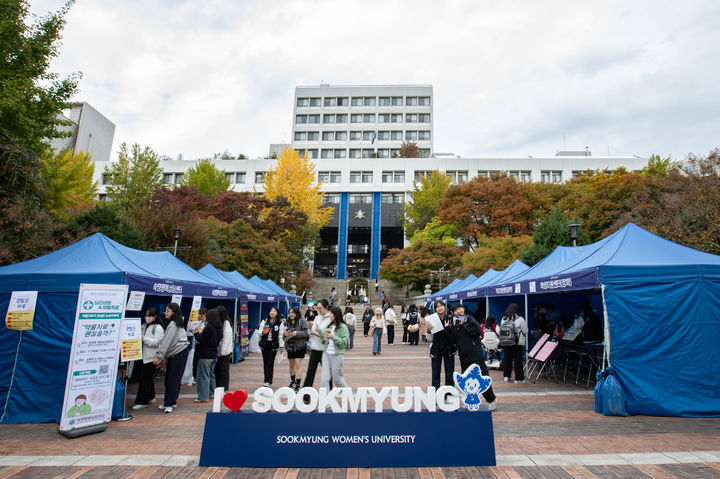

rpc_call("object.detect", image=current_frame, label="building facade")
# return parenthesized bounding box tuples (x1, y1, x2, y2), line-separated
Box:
(291, 84, 433, 159)
(52, 102, 116, 163)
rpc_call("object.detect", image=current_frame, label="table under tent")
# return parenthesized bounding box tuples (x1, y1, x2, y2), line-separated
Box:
(0, 234, 238, 424)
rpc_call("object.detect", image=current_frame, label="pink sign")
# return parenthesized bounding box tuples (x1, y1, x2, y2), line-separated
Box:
(534, 340, 558, 362)
(528, 334, 550, 358)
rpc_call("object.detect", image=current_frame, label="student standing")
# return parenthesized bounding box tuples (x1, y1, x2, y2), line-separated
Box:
(214, 305, 234, 391)
(343, 306, 356, 350)
(407, 304, 420, 345)
(500, 303, 528, 383)
(400, 305, 409, 344)
(283, 307, 309, 391)
(302, 299, 331, 393)
(427, 300, 455, 388)
(370, 307, 385, 356)
(384, 304, 397, 345)
(132, 307, 165, 409)
(192, 308, 222, 403)
(153, 303, 190, 413)
(362, 306, 373, 336)
(259, 306, 284, 386)
(320, 306, 350, 390)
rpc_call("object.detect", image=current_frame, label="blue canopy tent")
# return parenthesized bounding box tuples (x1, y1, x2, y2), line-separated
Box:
(484, 224, 720, 417)
(0, 233, 238, 424)
(426, 278, 464, 303)
(459, 261, 530, 319)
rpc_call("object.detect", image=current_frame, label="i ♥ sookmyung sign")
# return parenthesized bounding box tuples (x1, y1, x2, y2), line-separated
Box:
(199, 364, 496, 467)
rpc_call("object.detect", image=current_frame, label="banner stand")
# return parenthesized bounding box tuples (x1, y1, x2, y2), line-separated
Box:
(58, 422, 107, 439)
(113, 364, 133, 422)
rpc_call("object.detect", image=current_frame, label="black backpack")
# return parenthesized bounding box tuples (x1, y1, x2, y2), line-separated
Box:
(498, 320, 518, 347)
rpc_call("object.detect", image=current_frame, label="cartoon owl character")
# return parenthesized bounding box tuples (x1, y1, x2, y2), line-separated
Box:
(453, 364, 493, 411)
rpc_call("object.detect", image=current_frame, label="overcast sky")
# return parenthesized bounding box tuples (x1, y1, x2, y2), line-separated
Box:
(30, 0, 720, 161)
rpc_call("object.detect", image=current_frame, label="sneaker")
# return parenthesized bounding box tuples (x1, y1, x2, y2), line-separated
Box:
(503, 377, 511, 382)
(159, 403, 177, 409)
(164, 407, 174, 413)
(263, 382, 271, 387)
(487, 399, 497, 411)
(147, 398, 157, 404)
(193, 399, 209, 403)
(289, 381, 296, 388)
(514, 380, 526, 384)
(131, 404, 147, 410)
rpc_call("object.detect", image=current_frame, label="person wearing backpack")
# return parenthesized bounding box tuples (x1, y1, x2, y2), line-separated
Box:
(499, 303, 528, 383)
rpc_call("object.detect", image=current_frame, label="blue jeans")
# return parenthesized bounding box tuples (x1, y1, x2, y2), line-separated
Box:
(347, 325, 355, 349)
(196, 357, 217, 401)
(373, 328, 383, 354)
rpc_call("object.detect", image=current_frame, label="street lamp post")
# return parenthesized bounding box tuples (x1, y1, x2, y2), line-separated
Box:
(170, 227, 184, 256)
(429, 266, 451, 292)
(566, 223, 581, 247)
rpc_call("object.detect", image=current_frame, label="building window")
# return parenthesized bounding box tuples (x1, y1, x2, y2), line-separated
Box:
(382, 170, 405, 182)
(391, 96, 403, 106)
(349, 194, 372, 204)
(363, 114, 375, 123)
(378, 114, 390, 123)
(552, 171, 563, 183)
(236, 172, 246, 183)
(349, 149, 361, 158)
(361, 131, 375, 141)
(418, 131, 431, 141)
(377, 149, 390, 158)
(323, 193, 341, 204)
(414, 170, 431, 182)
(334, 149, 346, 159)
(406, 114, 418, 123)
(520, 171, 531, 183)
(101, 173, 111, 185)
(255, 172, 266, 184)
(305, 149, 318, 159)
(419, 149, 430, 158)
(445, 170, 468, 184)
(309, 97, 321, 106)
(318, 171, 341, 183)
(297, 98, 309, 107)
(418, 114, 430, 123)
(391, 114, 402, 123)
(324, 97, 337, 107)
(335, 114, 347, 123)
(361, 149, 375, 159)
(294, 131, 307, 141)
(391, 131, 403, 140)
(406, 97, 418, 106)
(295, 115, 307, 124)
(405, 131, 418, 141)
(225, 172, 235, 183)
(323, 114, 335, 124)
(351, 97, 363, 106)
(335, 131, 347, 141)
(379, 97, 391, 106)
(540, 170, 563, 183)
(419, 96, 431, 106)
(322, 131, 334, 141)
(363, 97, 376, 106)
(320, 149, 333, 159)
(350, 131, 362, 141)
(307, 131, 319, 141)
(351, 114, 363, 123)
(350, 171, 374, 183)
(163, 173, 174, 185)
(308, 114, 320, 124)
(382, 193, 404, 204)
(337, 97, 348, 106)
(378, 131, 390, 141)
(174, 173, 183, 183)
(390, 148, 399, 157)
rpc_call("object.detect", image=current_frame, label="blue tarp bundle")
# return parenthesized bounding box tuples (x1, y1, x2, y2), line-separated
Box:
(0, 234, 237, 424)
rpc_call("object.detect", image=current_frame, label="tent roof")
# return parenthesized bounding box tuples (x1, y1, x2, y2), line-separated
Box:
(0, 233, 237, 297)
(248, 275, 298, 302)
(428, 274, 477, 302)
(486, 223, 720, 296)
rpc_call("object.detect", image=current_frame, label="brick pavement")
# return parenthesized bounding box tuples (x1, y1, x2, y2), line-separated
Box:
(0, 333, 718, 477)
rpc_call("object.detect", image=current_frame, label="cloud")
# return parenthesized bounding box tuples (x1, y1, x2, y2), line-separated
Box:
(29, 0, 720, 161)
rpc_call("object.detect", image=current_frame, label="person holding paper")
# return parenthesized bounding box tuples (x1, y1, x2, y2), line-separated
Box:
(301, 299, 331, 401)
(320, 306, 350, 390)
(154, 303, 190, 413)
(427, 300, 456, 388)
(132, 307, 165, 410)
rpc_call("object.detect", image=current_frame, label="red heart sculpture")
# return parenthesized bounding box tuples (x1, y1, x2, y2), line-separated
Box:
(222, 389, 248, 412)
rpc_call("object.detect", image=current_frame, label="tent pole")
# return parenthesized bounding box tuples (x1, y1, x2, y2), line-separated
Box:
(600, 284, 610, 370)
(485, 296, 489, 319)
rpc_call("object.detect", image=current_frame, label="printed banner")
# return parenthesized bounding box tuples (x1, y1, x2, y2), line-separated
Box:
(59, 284, 128, 433)
(171, 294, 183, 306)
(5, 291, 38, 331)
(240, 301, 249, 358)
(188, 295, 202, 322)
(125, 291, 145, 311)
(120, 318, 142, 362)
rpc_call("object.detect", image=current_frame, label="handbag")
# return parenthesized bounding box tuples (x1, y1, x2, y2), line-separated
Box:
(408, 324, 420, 333)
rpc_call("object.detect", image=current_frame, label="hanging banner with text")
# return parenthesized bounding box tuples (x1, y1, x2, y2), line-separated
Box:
(125, 291, 145, 312)
(240, 301, 249, 358)
(5, 291, 38, 331)
(59, 284, 128, 434)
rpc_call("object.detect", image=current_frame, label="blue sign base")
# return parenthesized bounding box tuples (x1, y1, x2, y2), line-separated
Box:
(199, 409, 495, 467)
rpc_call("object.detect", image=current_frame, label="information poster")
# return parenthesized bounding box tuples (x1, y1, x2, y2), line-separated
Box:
(125, 291, 145, 311)
(120, 318, 142, 362)
(5, 291, 38, 331)
(188, 295, 202, 322)
(59, 284, 128, 433)
(240, 301, 249, 358)
(171, 294, 183, 306)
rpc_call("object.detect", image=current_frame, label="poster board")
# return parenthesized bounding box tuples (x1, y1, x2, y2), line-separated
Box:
(240, 301, 249, 358)
(120, 318, 142, 362)
(59, 284, 128, 434)
(125, 291, 145, 311)
(188, 295, 202, 322)
(171, 294, 183, 306)
(5, 291, 38, 331)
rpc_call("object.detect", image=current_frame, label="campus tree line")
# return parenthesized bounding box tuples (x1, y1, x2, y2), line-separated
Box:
(379, 152, 720, 292)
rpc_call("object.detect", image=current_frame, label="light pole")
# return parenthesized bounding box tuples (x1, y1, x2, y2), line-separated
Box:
(429, 266, 451, 292)
(566, 224, 581, 247)
(170, 227, 184, 256)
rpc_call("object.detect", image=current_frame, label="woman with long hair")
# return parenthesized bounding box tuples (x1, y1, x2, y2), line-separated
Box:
(283, 306, 309, 392)
(302, 298, 331, 394)
(427, 300, 455, 388)
(259, 306, 283, 386)
(343, 306, 356, 350)
(369, 307, 385, 356)
(192, 308, 223, 402)
(400, 305, 409, 344)
(214, 305, 234, 391)
(154, 302, 190, 413)
(132, 307, 165, 409)
(500, 303, 528, 383)
(320, 306, 349, 389)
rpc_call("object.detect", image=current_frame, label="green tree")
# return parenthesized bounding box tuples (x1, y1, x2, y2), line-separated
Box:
(65, 203, 146, 249)
(105, 142, 163, 212)
(402, 171, 452, 239)
(462, 235, 533, 275)
(521, 209, 589, 265)
(41, 149, 96, 218)
(181, 158, 230, 195)
(410, 219, 458, 247)
(378, 239, 463, 292)
(0, 1, 80, 156)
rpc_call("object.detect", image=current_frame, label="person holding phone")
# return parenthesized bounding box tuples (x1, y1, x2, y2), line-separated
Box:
(301, 299, 331, 397)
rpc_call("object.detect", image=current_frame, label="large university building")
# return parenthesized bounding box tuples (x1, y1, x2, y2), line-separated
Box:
(93, 84, 648, 280)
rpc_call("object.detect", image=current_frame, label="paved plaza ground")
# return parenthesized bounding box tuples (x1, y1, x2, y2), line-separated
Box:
(0, 333, 718, 478)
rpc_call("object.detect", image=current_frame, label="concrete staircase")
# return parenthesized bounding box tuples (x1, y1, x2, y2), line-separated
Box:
(309, 278, 412, 309)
